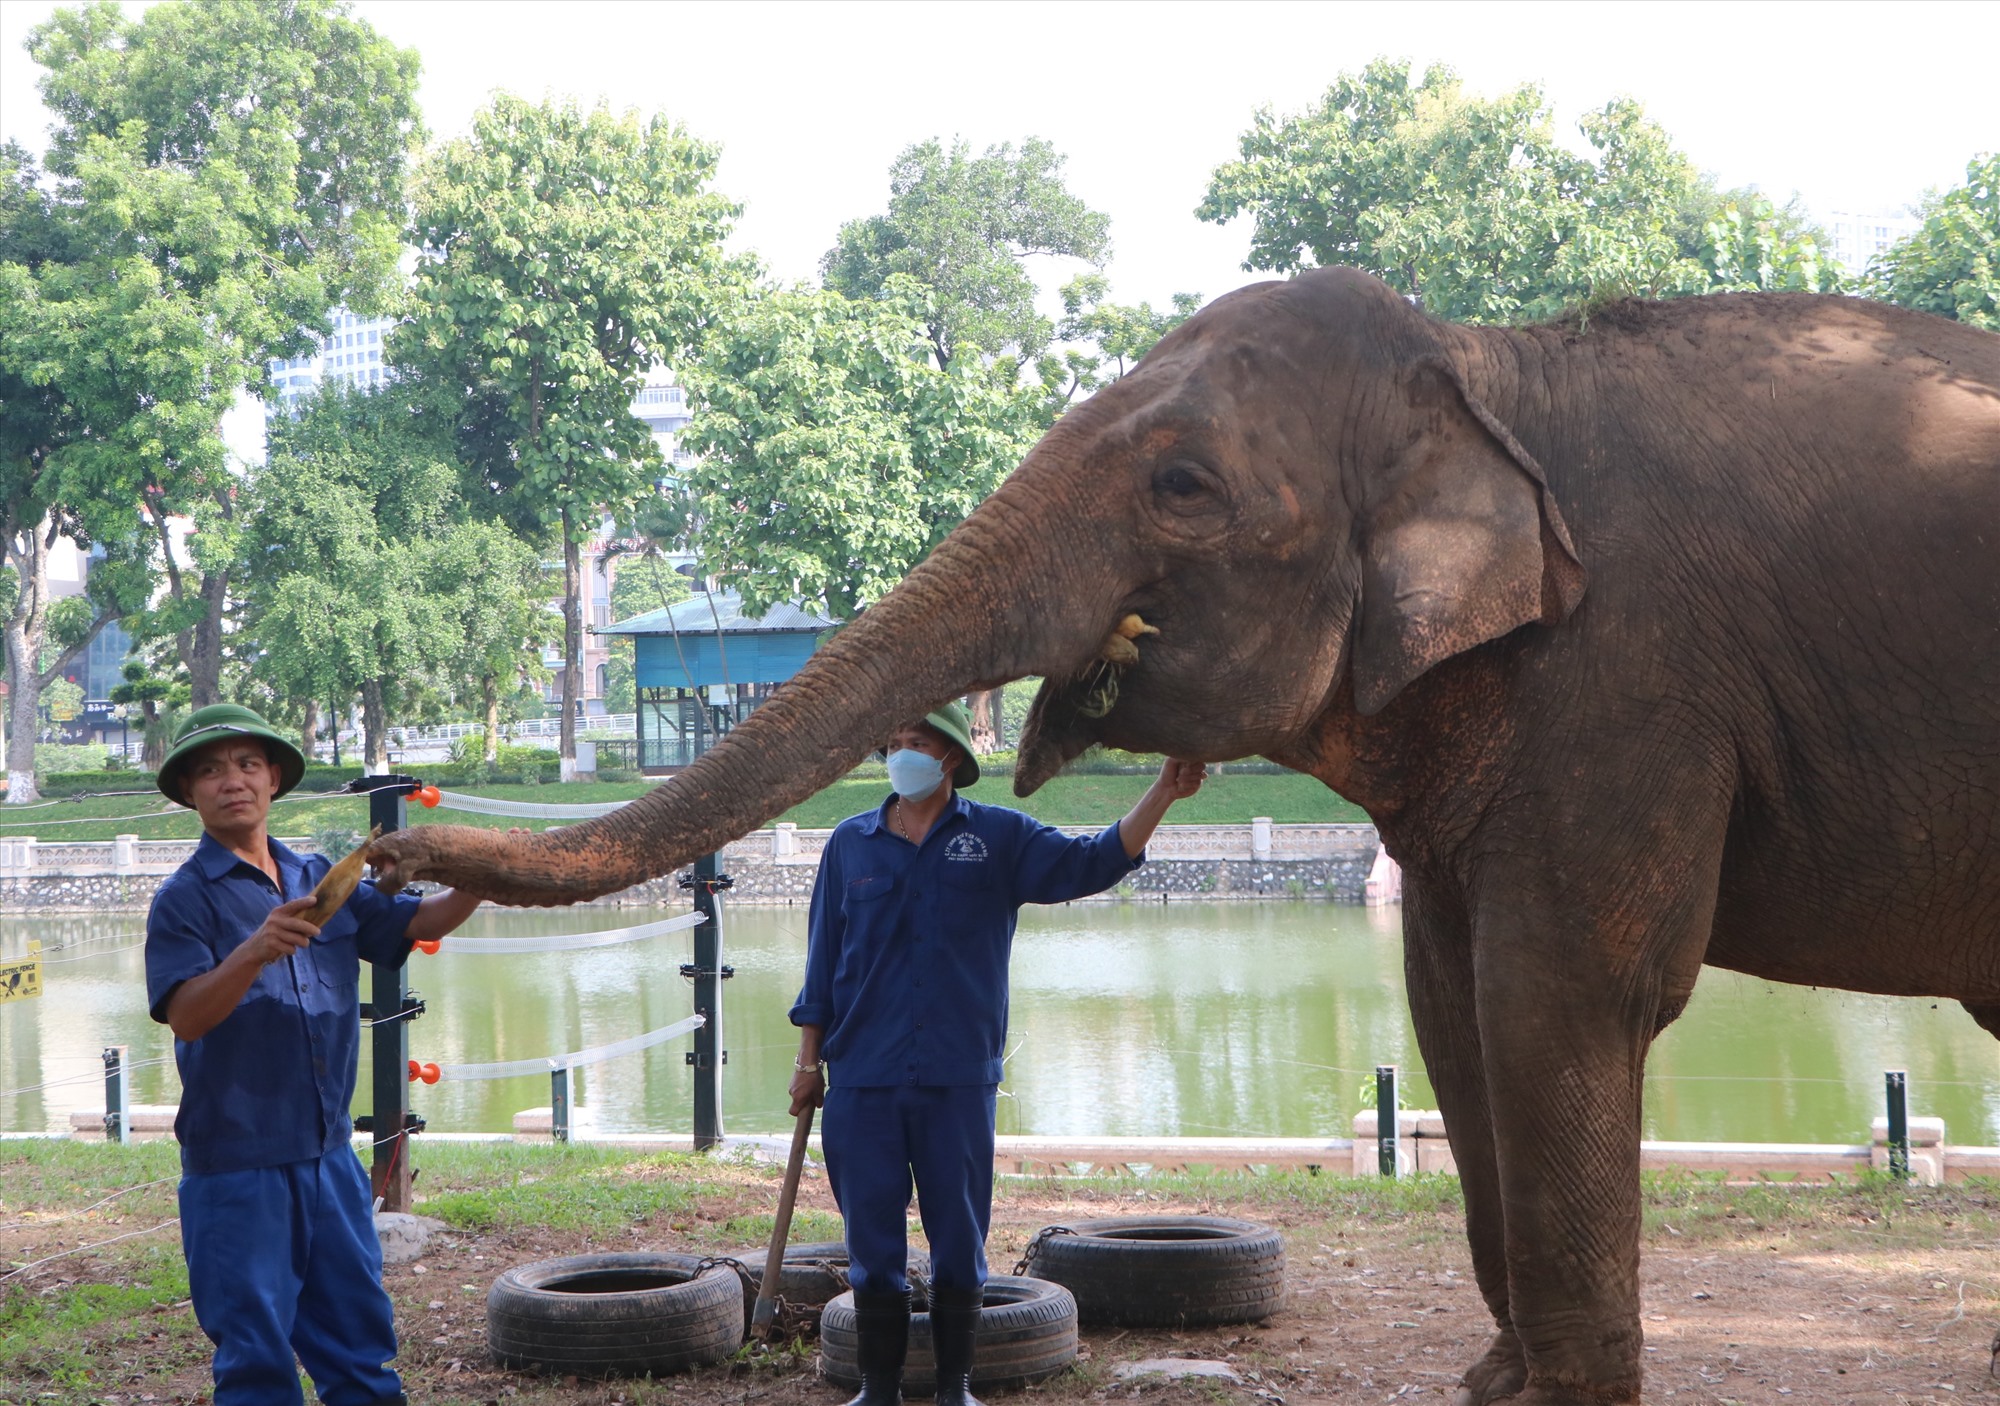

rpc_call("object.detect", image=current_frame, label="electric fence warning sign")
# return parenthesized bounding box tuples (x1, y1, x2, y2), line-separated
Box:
(1, 944, 42, 1002)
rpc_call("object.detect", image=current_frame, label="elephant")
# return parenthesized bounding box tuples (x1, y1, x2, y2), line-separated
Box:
(373, 267, 2000, 1404)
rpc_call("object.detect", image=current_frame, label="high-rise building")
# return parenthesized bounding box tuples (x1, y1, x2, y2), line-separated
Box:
(1821, 209, 1924, 278)
(267, 308, 395, 411)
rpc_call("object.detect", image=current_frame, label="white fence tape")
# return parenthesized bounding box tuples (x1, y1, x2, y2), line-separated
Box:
(437, 1013, 706, 1081)
(432, 790, 633, 819)
(430, 910, 703, 955)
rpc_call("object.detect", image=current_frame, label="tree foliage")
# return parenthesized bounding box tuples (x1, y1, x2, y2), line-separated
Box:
(238, 385, 544, 770)
(678, 282, 1044, 619)
(1864, 154, 2000, 329)
(1198, 58, 1837, 324)
(822, 137, 1110, 368)
(1038, 274, 1201, 405)
(395, 93, 742, 770)
(6, 0, 423, 731)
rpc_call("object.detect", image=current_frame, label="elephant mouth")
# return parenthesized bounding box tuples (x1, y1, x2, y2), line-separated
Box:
(1014, 604, 1165, 795)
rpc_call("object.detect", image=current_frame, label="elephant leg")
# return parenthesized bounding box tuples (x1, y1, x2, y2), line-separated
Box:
(1401, 874, 1524, 1406)
(1469, 826, 1722, 1406)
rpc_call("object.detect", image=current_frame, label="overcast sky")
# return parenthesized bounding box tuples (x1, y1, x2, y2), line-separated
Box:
(5, 0, 1996, 314)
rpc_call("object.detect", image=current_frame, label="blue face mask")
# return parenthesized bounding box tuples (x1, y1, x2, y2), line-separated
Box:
(885, 748, 946, 801)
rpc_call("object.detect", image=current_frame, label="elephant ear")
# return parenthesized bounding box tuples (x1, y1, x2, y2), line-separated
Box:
(1351, 358, 1586, 715)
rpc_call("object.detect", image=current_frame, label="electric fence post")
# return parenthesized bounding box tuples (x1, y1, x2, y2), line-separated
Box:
(681, 852, 734, 1151)
(1376, 1064, 1400, 1178)
(359, 775, 425, 1211)
(1884, 1069, 1911, 1181)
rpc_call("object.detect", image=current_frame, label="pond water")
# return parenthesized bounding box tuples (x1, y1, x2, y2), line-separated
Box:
(3, 901, 1996, 1147)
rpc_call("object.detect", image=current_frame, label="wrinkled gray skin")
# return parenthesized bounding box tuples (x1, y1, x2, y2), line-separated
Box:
(375, 269, 2000, 1404)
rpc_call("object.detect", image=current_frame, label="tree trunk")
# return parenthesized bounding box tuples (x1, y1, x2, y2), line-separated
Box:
(967, 687, 1004, 752)
(301, 699, 320, 762)
(2, 521, 50, 804)
(559, 511, 581, 782)
(482, 674, 500, 763)
(186, 566, 229, 707)
(361, 678, 389, 774)
(140, 700, 167, 771)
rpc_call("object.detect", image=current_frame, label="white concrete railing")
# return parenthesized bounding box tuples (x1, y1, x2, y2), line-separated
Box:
(1345, 1110, 2000, 1186)
(2, 822, 1381, 879)
(0, 835, 199, 878)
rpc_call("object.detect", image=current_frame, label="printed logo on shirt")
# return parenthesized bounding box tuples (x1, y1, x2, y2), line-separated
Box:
(943, 833, 989, 864)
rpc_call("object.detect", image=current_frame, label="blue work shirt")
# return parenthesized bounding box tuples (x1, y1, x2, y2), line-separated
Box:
(790, 793, 1142, 1087)
(145, 834, 420, 1176)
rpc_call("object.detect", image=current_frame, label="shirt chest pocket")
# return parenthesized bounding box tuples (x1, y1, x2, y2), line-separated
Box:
(940, 858, 994, 893)
(308, 935, 361, 991)
(843, 873, 894, 919)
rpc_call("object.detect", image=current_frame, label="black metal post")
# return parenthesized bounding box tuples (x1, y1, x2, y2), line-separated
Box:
(686, 852, 730, 1151)
(330, 697, 341, 767)
(103, 1045, 129, 1145)
(1376, 1064, 1399, 1178)
(551, 1067, 572, 1145)
(366, 777, 416, 1210)
(1885, 1069, 1910, 1180)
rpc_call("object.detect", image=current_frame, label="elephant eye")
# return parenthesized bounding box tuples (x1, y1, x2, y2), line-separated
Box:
(1150, 461, 1226, 523)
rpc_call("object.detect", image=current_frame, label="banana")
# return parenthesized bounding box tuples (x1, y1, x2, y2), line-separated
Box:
(302, 824, 383, 927)
(1114, 613, 1159, 640)
(1100, 633, 1141, 666)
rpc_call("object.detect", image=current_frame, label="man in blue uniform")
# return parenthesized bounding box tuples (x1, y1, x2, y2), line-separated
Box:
(145, 705, 487, 1406)
(789, 703, 1204, 1406)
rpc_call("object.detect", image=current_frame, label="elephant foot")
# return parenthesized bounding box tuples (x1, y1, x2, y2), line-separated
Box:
(1452, 1331, 1525, 1406)
(1451, 1333, 1638, 1406)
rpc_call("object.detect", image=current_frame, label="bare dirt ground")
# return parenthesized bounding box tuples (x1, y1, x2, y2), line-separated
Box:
(10, 1165, 1999, 1406)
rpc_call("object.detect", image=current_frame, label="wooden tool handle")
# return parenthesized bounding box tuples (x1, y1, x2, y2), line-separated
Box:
(750, 1105, 816, 1336)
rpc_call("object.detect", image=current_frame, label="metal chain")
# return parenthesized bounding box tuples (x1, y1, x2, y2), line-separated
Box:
(1011, 1224, 1075, 1277)
(694, 1254, 755, 1292)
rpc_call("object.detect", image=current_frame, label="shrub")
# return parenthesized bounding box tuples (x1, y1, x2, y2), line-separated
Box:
(34, 743, 110, 775)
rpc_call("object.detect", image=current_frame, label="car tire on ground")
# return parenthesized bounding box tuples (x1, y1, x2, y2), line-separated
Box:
(1018, 1215, 1286, 1327)
(820, 1275, 1077, 1397)
(734, 1240, 934, 1321)
(486, 1251, 744, 1377)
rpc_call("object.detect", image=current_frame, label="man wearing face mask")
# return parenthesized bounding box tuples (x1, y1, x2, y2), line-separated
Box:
(789, 702, 1205, 1406)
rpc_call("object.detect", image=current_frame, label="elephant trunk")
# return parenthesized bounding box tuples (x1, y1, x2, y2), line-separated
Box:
(369, 483, 1113, 905)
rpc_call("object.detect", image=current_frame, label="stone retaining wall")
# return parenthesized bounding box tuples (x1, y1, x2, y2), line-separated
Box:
(0, 821, 1384, 912)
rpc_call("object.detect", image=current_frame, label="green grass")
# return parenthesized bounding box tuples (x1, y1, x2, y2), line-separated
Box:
(0, 771, 1365, 842)
(5, 1140, 1998, 1405)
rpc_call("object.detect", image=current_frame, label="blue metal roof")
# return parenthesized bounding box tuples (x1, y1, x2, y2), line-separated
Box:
(598, 590, 839, 636)
(598, 590, 840, 690)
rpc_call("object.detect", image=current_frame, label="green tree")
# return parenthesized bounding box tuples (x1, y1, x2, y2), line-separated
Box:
(597, 501, 695, 716)
(8, 0, 421, 747)
(237, 385, 544, 772)
(1198, 58, 1835, 324)
(678, 282, 1044, 621)
(445, 521, 556, 765)
(0, 141, 165, 798)
(822, 137, 1111, 370)
(1864, 154, 1999, 329)
(108, 659, 183, 770)
(1039, 274, 1202, 405)
(396, 93, 742, 780)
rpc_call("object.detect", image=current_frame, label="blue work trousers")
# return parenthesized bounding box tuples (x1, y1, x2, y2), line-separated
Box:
(823, 1082, 996, 1294)
(179, 1146, 401, 1406)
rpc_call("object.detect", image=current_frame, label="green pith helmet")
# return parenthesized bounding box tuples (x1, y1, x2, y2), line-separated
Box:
(157, 703, 308, 806)
(923, 702, 980, 789)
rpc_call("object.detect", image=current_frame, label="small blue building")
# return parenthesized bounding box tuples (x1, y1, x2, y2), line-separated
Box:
(596, 590, 840, 773)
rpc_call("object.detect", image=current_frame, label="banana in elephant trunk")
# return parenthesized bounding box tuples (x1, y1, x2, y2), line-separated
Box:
(365, 500, 1131, 906)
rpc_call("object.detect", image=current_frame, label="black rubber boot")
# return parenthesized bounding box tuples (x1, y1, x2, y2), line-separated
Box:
(928, 1285, 987, 1406)
(843, 1287, 910, 1406)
